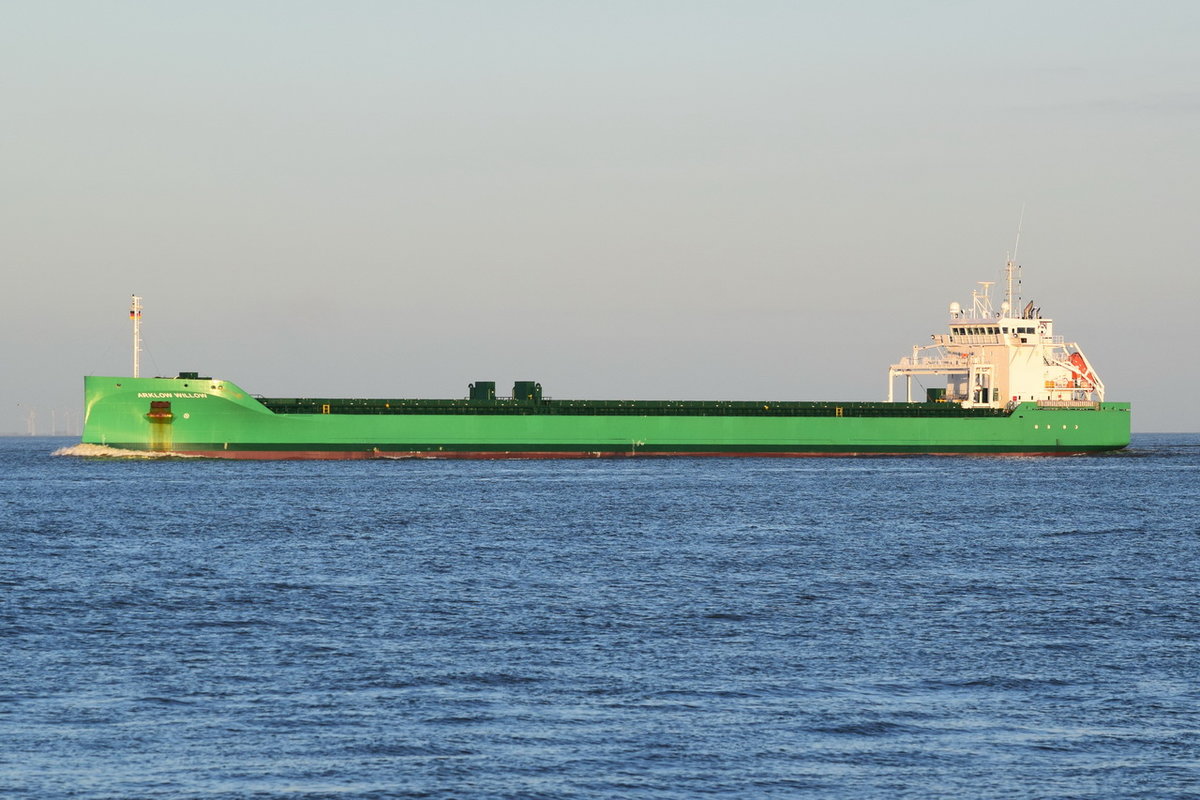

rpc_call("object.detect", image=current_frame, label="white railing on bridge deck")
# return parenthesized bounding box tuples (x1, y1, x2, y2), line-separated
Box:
(893, 357, 971, 369)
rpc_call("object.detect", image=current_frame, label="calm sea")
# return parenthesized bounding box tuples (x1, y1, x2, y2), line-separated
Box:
(2, 435, 1197, 799)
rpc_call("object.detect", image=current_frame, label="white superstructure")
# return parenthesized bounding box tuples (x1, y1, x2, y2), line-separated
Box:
(888, 261, 1105, 408)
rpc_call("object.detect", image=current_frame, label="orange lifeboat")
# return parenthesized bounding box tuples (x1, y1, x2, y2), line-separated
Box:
(1069, 353, 1095, 389)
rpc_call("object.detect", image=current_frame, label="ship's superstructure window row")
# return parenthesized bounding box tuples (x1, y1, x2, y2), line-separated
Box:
(951, 325, 1038, 337)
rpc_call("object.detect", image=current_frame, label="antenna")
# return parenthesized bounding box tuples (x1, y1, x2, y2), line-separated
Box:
(1004, 204, 1025, 314)
(1012, 204, 1025, 262)
(130, 295, 143, 378)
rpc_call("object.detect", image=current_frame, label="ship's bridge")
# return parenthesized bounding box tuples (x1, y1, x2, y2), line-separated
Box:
(887, 274, 1105, 409)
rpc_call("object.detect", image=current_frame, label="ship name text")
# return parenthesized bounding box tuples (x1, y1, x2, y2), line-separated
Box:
(137, 392, 208, 399)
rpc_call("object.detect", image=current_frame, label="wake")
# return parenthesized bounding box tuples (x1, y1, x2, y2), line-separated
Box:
(51, 443, 203, 459)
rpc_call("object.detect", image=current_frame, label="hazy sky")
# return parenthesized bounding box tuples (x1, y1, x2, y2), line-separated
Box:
(3, 1, 1197, 433)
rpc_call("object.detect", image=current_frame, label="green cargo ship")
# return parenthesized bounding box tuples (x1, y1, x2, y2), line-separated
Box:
(81, 271, 1130, 458)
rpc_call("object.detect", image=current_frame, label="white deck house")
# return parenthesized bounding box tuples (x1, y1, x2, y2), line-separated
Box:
(888, 263, 1105, 409)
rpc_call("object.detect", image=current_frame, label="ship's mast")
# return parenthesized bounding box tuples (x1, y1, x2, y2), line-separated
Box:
(973, 281, 995, 317)
(1005, 205, 1025, 314)
(130, 295, 142, 378)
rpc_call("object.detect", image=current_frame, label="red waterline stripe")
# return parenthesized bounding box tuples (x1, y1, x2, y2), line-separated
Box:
(166, 448, 1098, 460)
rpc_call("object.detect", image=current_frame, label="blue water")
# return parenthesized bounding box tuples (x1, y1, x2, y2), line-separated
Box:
(2, 435, 1198, 799)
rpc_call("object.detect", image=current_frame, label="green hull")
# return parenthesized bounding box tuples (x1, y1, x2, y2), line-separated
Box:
(80, 375, 1132, 458)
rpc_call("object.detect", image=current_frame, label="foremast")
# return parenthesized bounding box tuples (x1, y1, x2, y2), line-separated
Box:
(888, 263, 1106, 408)
(130, 295, 143, 378)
